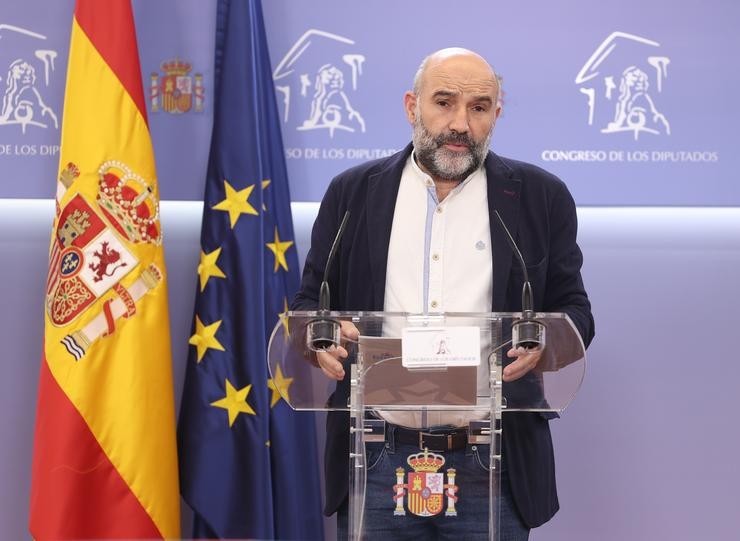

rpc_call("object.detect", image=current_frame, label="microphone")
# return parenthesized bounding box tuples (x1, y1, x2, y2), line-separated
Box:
(306, 210, 350, 352)
(493, 210, 546, 350)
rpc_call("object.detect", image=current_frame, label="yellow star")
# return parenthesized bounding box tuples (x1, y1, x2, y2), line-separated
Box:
(278, 297, 290, 339)
(197, 247, 226, 291)
(265, 227, 294, 272)
(267, 364, 294, 408)
(188, 316, 225, 362)
(261, 179, 271, 212)
(210, 379, 256, 427)
(212, 180, 258, 228)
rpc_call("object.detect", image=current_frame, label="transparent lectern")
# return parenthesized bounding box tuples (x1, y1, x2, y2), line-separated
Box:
(267, 311, 586, 540)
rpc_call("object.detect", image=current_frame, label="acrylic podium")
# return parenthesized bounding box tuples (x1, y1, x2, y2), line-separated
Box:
(267, 311, 586, 540)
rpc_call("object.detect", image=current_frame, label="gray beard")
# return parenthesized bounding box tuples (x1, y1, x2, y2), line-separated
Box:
(412, 117, 491, 182)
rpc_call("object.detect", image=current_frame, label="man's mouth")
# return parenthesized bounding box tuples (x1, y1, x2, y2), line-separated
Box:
(443, 142, 470, 152)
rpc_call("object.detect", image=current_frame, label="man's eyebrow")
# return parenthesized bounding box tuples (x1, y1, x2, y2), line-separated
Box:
(431, 89, 458, 99)
(431, 90, 493, 104)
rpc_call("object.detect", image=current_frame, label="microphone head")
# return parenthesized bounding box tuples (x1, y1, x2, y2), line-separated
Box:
(306, 316, 341, 352)
(512, 317, 546, 350)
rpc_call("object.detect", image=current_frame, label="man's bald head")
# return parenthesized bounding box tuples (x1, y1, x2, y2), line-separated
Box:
(412, 48, 499, 103)
(404, 48, 502, 184)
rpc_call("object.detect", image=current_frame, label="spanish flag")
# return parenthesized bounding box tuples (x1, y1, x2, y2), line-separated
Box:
(29, 1, 180, 538)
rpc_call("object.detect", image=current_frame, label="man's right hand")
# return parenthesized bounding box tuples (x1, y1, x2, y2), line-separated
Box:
(316, 320, 359, 380)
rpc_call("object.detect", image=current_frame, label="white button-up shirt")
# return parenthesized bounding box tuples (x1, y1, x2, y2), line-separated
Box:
(380, 152, 493, 428)
(384, 152, 492, 315)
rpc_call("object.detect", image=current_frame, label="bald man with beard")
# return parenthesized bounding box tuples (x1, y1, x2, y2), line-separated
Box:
(293, 48, 594, 540)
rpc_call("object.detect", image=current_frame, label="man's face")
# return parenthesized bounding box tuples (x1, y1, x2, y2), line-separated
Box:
(405, 53, 501, 182)
(412, 109, 493, 183)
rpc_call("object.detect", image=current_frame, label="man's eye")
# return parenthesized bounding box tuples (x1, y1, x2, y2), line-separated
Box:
(472, 105, 488, 112)
(436, 101, 449, 107)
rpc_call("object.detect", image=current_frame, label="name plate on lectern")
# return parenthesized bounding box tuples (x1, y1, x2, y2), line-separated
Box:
(401, 326, 481, 368)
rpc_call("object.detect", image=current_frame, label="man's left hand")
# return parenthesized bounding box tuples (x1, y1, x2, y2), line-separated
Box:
(503, 347, 542, 382)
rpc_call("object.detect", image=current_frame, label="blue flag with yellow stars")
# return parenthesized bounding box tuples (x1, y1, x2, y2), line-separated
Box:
(177, 0, 324, 538)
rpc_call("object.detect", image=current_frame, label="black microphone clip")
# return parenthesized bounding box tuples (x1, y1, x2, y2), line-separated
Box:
(512, 279, 546, 350)
(306, 283, 341, 352)
(306, 211, 350, 352)
(493, 211, 546, 350)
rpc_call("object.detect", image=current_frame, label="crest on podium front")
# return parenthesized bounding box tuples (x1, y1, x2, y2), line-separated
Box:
(393, 448, 459, 517)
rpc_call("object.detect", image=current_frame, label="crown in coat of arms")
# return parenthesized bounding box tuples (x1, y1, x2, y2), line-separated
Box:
(96, 160, 161, 245)
(407, 448, 446, 473)
(59, 162, 81, 188)
(160, 58, 192, 76)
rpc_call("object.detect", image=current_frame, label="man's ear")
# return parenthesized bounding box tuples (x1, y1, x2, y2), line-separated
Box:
(403, 91, 417, 125)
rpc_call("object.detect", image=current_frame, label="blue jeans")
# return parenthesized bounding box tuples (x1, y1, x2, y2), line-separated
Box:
(337, 431, 529, 540)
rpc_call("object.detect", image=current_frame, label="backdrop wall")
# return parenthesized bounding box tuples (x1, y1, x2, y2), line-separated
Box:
(0, 1, 737, 204)
(1, 1, 739, 540)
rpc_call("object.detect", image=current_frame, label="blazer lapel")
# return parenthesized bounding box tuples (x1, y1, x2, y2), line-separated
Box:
(487, 152, 521, 312)
(366, 144, 413, 310)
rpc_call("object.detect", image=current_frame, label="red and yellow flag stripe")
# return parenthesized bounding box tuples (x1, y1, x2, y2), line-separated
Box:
(30, 1, 179, 538)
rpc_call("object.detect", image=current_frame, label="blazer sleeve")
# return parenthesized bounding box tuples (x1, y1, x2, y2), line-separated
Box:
(544, 183, 595, 348)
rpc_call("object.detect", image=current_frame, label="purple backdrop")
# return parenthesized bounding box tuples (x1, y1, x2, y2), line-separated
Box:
(0, 0, 738, 204)
(2, 1, 740, 540)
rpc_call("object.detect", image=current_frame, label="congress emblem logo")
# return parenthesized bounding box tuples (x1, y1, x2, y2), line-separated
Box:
(392, 449, 459, 517)
(575, 31, 671, 140)
(150, 58, 204, 114)
(273, 29, 366, 138)
(0, 23, 59, 133)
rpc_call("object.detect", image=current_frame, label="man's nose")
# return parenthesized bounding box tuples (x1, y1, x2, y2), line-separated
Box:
(449, 106, 470, 134)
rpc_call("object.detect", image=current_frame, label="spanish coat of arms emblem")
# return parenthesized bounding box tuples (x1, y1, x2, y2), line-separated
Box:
(393, 448, 459, 517)
(150, 58, 204, 114)
(46, 160, 163, 361)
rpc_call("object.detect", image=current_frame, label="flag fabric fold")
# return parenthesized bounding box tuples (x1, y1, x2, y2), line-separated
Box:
(29, 1, 180, 539)
(177, 0, 324, 538)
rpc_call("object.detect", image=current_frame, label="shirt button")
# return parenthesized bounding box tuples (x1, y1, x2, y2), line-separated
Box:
(432, 253, 439, 261)
(436, 206, 443, 214)
(430, 300, 438, 309)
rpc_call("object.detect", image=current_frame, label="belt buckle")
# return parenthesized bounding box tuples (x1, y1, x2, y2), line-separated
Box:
(418, 431, 451, 452)
(419, 431, 437, 451)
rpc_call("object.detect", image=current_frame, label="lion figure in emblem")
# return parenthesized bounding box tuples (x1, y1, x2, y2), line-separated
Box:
(89, 241, 127, 282)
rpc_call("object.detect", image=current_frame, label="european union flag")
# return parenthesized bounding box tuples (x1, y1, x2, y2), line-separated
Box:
(177, 0, 324, 538)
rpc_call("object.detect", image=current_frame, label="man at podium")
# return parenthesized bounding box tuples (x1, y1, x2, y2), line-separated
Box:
(293, 47, 594, 540)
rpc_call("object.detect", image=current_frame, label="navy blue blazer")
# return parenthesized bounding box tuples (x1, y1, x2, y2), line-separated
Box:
(292, 143, 594, 527)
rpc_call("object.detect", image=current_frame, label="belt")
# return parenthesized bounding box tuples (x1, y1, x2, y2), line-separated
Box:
(392, 425, 468, 452)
